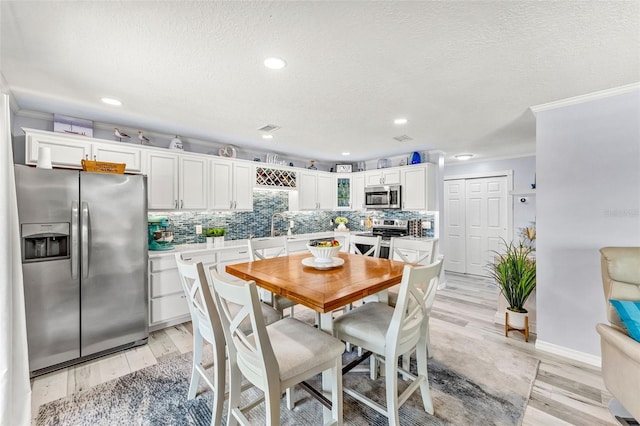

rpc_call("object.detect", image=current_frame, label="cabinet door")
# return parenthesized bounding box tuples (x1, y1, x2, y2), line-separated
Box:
(383, 169, 402, 185)
(147, 152, 179, 210)
(316, 173, 334, 210)
(335, 175, 351, 210)
(179, 155, 208, 210)
(209, 158, 234, 210)
(402, 164, 435, 211)
(233, 162, 254, 211)
(93, 143, 143, 173)
(25, 130, 91, 169)
(365, 170, 383, 186)
(298, 170, 319, 210)
(352, 173, 366, 210)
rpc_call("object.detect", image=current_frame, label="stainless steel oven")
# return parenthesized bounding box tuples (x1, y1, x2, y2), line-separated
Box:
(353, 219, 409, 258)
(364, 185, 401, 209)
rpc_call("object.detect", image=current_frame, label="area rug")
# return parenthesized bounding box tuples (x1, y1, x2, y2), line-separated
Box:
(36, 325, 539, 425)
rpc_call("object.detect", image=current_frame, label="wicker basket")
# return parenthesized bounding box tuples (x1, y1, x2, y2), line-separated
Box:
(81, 159, 126, 174)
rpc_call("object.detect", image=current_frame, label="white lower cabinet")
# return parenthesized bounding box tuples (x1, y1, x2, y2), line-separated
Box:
(148, 246, 250, 330)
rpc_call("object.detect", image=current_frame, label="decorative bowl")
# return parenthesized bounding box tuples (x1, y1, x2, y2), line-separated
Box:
(307, 243, 341, 264)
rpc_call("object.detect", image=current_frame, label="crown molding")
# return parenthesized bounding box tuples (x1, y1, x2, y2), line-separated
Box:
(530, 82, 640, 115)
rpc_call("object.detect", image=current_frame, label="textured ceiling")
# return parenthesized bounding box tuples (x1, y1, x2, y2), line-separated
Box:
(1, 1, 639, 163)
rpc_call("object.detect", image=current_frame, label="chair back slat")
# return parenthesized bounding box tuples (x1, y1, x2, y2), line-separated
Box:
(348, 235, 382, 257)
(389, 237, 439, 265)
(248, 237, 289, 261)
(209, 269, 280, 392)
(387, 258, 443, 357)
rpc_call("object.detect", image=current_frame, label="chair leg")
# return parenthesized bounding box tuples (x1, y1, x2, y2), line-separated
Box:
(226, 360, 242, 426)
(369, 353, 378, 380)
(286, 386, 295, 410)
(426, 322, 433, 359)
(188, 332, 203, 399)
(331, 358, 343, 426)
(265, 384, 281, 425)
(401, 351, 411, 380)
(416, 341, 434, 415)
(385, 356, 400, 426)
(211, 350, 226, 426)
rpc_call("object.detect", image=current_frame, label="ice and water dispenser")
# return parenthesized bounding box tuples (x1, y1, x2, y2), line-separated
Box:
(22, 223, 70, 262)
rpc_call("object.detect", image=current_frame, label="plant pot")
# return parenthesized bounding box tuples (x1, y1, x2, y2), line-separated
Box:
(506, 308, 528, 330)
(336, 223, 347, 231)
(206, 237, 214, 248)
(214, 236, 225, 248)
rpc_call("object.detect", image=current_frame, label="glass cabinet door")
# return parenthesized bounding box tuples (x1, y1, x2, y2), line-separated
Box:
(336, 177, 351, 209)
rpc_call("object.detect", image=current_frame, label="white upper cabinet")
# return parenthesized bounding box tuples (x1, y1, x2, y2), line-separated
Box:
(365, 168, 401, 186)
(24, 128, 143, 173)
(146, 151, 208, 210)
(296, 170, 333, 210)
(146, 152, 180, 210)
(179, 154, 208, 210)
(401, 163, 436, 211)
(209, 158, 253, 211)
(351, 172, 366, 210)
(93, 143, 144, 173)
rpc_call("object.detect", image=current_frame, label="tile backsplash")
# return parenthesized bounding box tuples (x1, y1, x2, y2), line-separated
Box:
(151, 189, 435, 244)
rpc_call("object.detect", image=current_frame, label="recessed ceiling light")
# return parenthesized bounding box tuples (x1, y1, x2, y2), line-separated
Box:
(394, 118, 408, 125)
(264, 57, 287, 70)
(341, 152, 350, 156)
(262, 134, 274, 140)
(101, 97, 122, 106)
(454, 153, 474, 161)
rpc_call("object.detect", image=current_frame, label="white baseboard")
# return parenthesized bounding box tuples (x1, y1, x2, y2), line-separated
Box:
(535, 339, 601, 367)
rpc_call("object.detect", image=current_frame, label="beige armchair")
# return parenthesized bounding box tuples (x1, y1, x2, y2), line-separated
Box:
(596, 247, 640, 422)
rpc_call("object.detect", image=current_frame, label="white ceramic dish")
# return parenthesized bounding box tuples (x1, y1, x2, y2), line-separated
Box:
(301, 257, 345, 270)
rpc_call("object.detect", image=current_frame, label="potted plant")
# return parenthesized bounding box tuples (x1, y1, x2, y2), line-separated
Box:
(204, 227, 226, 248)
(335, 216, 349, 231)
(488, 239, 536, 332)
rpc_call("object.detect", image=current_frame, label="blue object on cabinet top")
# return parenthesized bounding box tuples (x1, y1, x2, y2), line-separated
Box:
(410, 152, 421, 164)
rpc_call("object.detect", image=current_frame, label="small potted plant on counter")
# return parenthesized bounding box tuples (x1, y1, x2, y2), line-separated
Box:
(335, 217, 349, 232)
(204, 227, 226, 248)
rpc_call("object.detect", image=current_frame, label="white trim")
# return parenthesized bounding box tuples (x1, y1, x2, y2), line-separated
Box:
(530, 83, 640, 115)
(535, 339, 601, 368)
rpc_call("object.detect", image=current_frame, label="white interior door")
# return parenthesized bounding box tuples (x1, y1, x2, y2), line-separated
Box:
(444, 174, 509, 276)
(444, 179, 466, 273)
(465, 176, 508, 276)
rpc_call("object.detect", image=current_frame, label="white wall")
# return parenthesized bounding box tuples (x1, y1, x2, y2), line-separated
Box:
(444, 155, 537, 238)
(536, 89, 640, 357)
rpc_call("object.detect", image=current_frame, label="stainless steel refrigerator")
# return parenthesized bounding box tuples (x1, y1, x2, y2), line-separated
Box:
(14, 165, 148, 375)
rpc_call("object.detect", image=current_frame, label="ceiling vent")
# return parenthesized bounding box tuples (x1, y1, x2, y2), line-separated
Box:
(258, 124, 281, 133)
(393, 134, 413, 142)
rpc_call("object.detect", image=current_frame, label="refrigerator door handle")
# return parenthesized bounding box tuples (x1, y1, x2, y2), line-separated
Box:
(71, 200, 79, 279)
(81, 201, 89, 279)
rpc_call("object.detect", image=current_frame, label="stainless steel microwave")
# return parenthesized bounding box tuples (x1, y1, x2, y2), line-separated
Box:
(364, 185, 402, 209)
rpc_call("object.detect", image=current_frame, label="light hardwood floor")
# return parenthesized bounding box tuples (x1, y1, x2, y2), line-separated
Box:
(30, 272, 621, 425)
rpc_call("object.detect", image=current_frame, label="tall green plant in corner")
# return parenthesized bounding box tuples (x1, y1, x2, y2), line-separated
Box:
(488, 239, 536, 313)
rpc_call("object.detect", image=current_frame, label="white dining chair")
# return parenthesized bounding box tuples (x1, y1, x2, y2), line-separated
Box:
(347, 234, 382, 258)
(332, 258, 443, 426)
(248, 237, 297, 317)
(209, 269, 345, 426)
(386, 237, 439, 307)
(174, 254, 282, 425)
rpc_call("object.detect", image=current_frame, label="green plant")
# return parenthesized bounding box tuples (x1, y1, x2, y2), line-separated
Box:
(335, 216, 348, 224)
(487, 239, 536, 313)
(203, 227, 226, 237)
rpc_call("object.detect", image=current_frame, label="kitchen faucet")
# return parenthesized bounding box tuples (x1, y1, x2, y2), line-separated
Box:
(271, 212, 287, 237)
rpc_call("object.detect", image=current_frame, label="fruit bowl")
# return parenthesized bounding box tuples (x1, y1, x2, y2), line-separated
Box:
(307, 243, 341, 264)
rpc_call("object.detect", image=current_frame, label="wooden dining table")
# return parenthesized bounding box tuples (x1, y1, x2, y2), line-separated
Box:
(226, 251, 411, 420)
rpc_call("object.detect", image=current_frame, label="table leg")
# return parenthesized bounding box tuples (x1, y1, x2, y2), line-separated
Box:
(319, 312, 334, 423)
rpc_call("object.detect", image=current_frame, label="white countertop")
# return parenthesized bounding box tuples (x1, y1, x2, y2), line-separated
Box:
(148, 231, 339, 258)
(148, 231, 435, 258)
